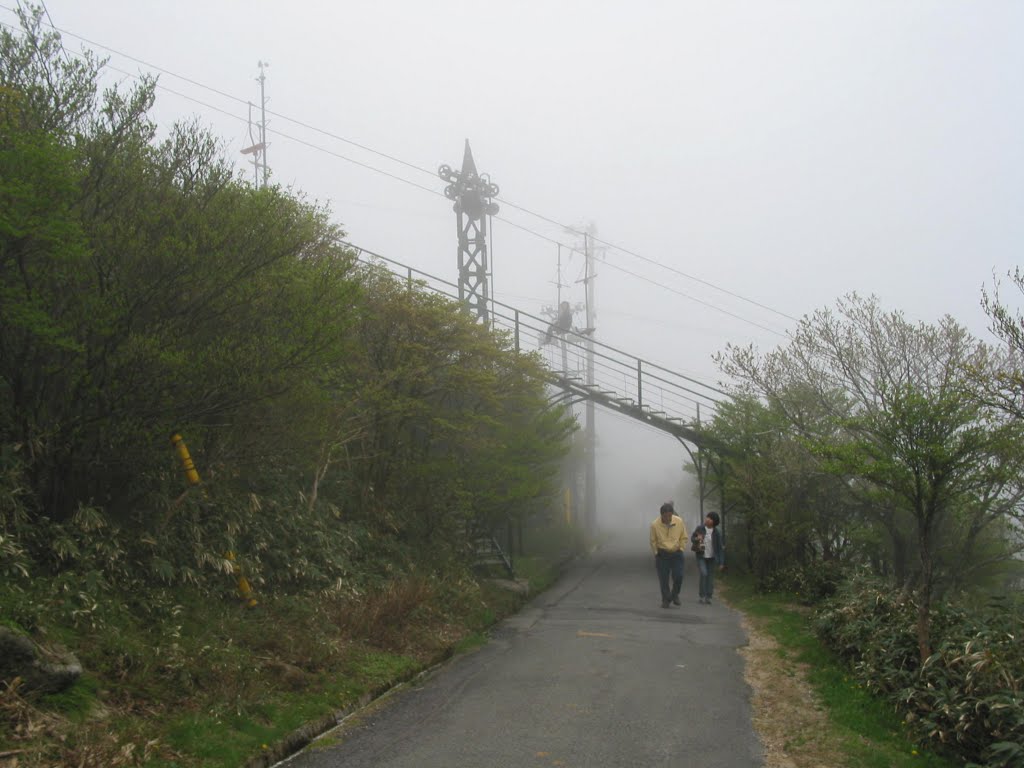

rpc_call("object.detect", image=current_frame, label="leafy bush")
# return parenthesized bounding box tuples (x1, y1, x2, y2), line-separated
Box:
(815, 576, 922, 695)
(906, 597, 1024, 768)
(0, 450, 32, 582)
(816, 577, 1024, 767)
(759, 558, 847, 604)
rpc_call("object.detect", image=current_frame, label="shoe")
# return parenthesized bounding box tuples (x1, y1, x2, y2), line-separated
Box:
(699, 597, 707, 604)
(706, 598, 712, 605)
(661, 600, 670, 609)
(671, 596, 681, 606)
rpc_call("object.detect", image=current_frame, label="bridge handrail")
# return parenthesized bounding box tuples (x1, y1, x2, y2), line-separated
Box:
(343, 239, 726, 431)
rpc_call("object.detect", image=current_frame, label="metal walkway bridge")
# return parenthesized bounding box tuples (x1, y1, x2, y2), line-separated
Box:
(345, 240, 726, 447)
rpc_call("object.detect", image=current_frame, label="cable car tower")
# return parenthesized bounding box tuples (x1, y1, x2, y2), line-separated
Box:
(439, 141, 499, 323)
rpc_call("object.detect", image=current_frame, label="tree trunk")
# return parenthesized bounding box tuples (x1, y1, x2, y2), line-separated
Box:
(916, 585, 932, 665)
(891, 530, 909, 587)
(745, 512, 757, 576)
(916, 527, 934, 665)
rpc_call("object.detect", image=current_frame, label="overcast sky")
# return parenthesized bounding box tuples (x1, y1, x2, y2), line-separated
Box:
(15, 0, 1024, 527)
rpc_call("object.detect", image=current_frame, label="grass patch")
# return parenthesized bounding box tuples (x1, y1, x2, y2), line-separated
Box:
(1, 539, 575, 767)
(475, 583, 519, 622)
(342, 648, 419, 689)
(38, 675, 99, 720)
(514, 554, 561, 594)
(452, 631, 489, 654)
(168, 710, 282, 766)
(722, 576, 959, 768)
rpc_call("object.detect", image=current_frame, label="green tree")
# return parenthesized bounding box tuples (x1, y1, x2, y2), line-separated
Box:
(336, 263, 573, 548)
(695, 393, 862, 590)
(1, 9, 362, 526)
(718, 294, 1024, 663)
(1, 7, 573, 598)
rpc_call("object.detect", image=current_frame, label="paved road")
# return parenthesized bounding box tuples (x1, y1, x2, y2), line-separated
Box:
(283, 534, 762, 768)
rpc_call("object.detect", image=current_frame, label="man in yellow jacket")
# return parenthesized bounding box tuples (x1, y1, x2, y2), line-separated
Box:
(650, 501, 688, 608)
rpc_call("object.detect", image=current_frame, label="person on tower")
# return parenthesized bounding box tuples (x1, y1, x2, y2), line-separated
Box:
(542, 301, 573, 345)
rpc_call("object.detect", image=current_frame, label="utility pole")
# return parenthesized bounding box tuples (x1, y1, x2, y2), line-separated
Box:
(258, 60, 268, 188)
(543, 244, 572, 372)
(544, 242, 578, 527)
(556, 244, 563, 306)
(439, 141, 499, 323)
(558, 246, 570, 374)
(696, 402, 705, 523)
(583, 232, 597, 531)
(241, 61, 269, 188)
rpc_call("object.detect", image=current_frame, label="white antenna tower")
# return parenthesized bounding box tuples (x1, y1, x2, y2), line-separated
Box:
(240, 61, 269, 188)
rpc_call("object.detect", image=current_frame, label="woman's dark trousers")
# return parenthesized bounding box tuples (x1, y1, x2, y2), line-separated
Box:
(698, 556, 716, 600)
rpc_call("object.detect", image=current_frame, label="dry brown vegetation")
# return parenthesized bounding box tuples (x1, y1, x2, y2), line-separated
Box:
(739, 613, 836, 768)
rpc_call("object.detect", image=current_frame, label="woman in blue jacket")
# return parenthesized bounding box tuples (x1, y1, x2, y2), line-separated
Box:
(691, 511, 724, 604)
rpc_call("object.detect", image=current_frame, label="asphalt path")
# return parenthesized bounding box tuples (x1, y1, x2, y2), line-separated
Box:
(281, 534, 762, 768)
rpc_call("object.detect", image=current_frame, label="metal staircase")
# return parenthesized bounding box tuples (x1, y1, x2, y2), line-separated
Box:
(464, 523, 516, 579)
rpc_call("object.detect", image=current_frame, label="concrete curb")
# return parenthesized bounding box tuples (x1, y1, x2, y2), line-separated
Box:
(253, 647, 456, 768)
(254, 550, 585, 768)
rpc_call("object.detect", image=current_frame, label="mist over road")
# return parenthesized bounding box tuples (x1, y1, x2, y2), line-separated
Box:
(284, 535, 762, 768)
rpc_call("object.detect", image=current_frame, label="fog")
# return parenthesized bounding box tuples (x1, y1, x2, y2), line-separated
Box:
(25, 1, 1024, 532)
(594, 417, 695, 533)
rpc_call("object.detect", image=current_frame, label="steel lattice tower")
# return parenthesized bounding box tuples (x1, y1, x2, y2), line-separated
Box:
(439, 141, 499, 323)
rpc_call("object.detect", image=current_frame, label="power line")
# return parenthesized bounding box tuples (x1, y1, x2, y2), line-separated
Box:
(37, 0, 70, 66)
(495, 198, 801, 323)
(596, 259, 787, 338)
(0, 14, 566, 240)
(0, 7, 441, 179)
(0, 22, 451, 201)
(0, 7, 794, 338)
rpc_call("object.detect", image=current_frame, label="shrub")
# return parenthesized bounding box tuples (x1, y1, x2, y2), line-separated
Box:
(815, 575, 921, 695)
(905, 598, 1023, 767)
(816, 578, 1024, 767)
(760, 558, 847, 604)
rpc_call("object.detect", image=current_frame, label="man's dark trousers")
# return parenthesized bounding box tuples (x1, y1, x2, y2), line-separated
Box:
(655, 550, 683, 603)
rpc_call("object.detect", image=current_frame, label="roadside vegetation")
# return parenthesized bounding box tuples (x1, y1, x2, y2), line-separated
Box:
(726, 577, 963, 768)
(1, 8, 580, 766)
(0, 523, 575, 768)
(694, 293, 1024, 767)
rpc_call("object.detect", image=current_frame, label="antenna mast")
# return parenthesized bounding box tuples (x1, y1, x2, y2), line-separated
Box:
(240, 61, 270, 188)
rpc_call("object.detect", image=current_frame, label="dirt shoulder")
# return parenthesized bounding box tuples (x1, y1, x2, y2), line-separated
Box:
(737, 612, 835, 768)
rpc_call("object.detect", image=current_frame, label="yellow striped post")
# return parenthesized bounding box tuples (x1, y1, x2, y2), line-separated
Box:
(170, 433, 201, 486)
